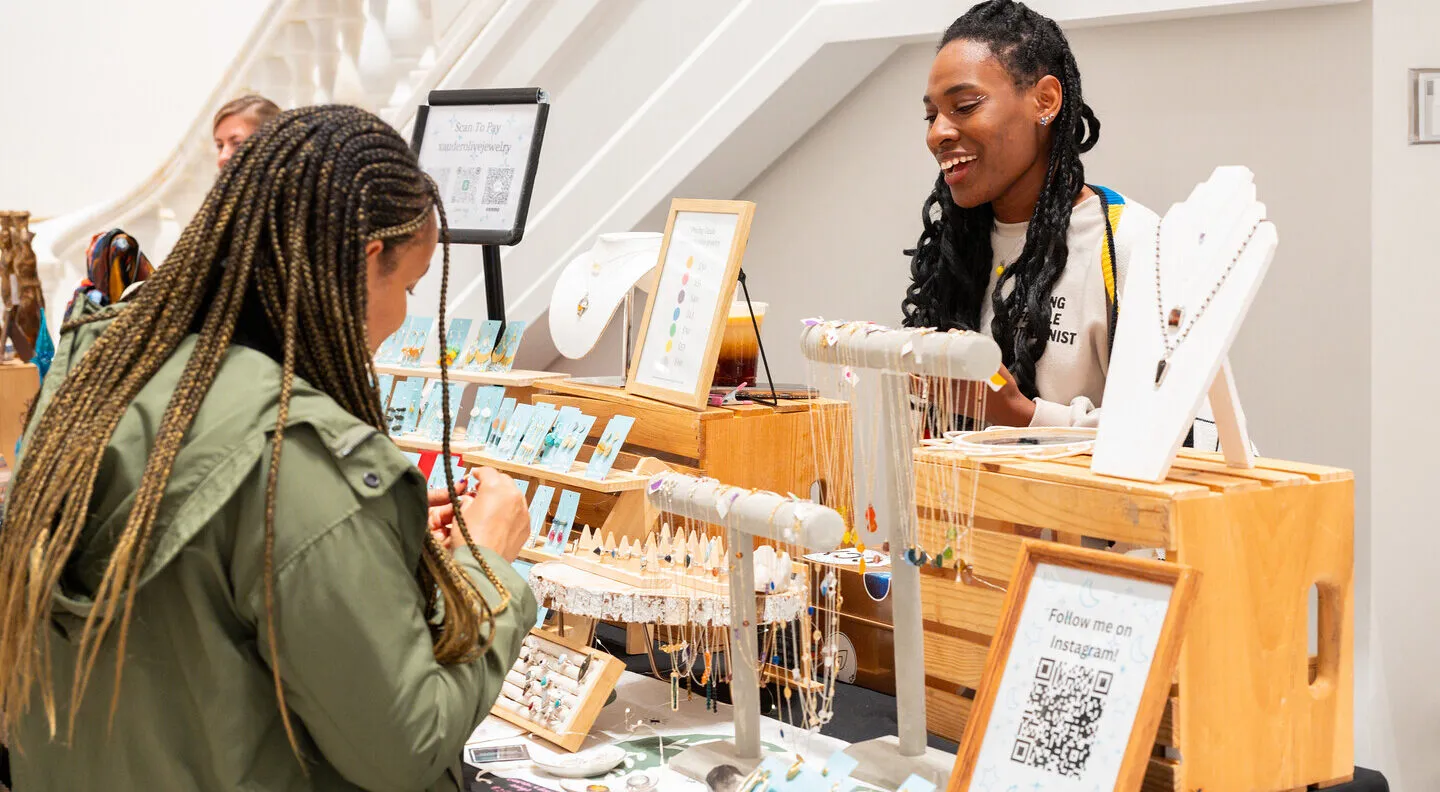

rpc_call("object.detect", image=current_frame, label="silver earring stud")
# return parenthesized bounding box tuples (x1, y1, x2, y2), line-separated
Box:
(1040, 116, 1050, 126)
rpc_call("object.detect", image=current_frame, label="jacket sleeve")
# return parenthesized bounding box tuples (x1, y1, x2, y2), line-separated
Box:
(253, 502, 537, 792)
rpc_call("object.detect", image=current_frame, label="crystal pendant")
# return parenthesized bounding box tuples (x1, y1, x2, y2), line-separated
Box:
(1154, 358, 1169, 387)
(1167, 307, 1183, 332)
(577, 294, 590, 316)
(865, 503, 877, 533)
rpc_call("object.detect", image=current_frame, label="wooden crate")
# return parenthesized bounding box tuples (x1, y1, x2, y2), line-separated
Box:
(913, 448, 1354, 792)
(0, 361, 39, 466)
(535, 379, 849, 499)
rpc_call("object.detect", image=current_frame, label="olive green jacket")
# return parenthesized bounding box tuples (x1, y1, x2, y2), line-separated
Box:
(6, 300, 537, 791)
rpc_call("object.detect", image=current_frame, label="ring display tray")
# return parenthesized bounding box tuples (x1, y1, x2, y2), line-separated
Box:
(491, 628, 624, 752)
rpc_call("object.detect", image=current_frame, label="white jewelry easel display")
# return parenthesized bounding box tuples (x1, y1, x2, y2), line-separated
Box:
(642, 473, 845, 782)
(548, 232, 663, 377)
(1091, 166, 1276, 483)
(798, 324, 1001, 791)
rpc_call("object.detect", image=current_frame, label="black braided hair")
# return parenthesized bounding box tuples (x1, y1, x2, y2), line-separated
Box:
(901, 0, 1100, 398)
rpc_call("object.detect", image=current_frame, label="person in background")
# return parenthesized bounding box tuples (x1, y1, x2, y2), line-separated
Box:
(213, 93, 281, 170)
(903, 0, 1159, 429)
(1, 105, 534, 791)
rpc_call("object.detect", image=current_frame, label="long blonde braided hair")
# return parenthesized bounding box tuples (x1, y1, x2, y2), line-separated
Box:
(0, 105, 503, 758)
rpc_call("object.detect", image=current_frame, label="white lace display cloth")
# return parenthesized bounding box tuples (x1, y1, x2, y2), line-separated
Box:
(527, 562, 806, 625)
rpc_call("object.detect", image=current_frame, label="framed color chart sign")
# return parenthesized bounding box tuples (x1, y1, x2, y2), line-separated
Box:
(626, 199, 755, 409)
(950, 543, 1198, 792)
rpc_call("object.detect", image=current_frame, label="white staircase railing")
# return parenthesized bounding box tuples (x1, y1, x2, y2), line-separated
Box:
(33, 0, 503, 331)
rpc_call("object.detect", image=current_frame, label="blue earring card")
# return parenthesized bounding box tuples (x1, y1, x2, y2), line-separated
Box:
(546, 414, 595, 473)
(464, 386, 507, 444)
(462, 320, 502, 371)
(544, 490, 581, 553)
(401, 451, 423, 469)
(412, 382, 442, 438)
(395, 316, 433, 368)
(492, 403, 535, 460)
(427, 454, 466, 491)
(387, 377, 425, 435)
(514, 404, 559, 466)
(535, 406, 581, 469)
(488, 320, 527, 372)
(437, 318, 473, 369)
(527, 485, 556, 541)
(376, 374, 395, 410)
(376, 316, 412, 365)
(584, 415, 636, 481)
(515, 479, 530, 498)
(421, 383, 467, 441)
(484, 398, 518, 450)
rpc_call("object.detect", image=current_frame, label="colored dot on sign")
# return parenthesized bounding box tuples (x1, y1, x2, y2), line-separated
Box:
(673, 307, 681, 321)
(677, 290, 686, 303)
(682, 273, 690, 285)
(665, 341, 673, 353)
(686, 256, 694, 269)
(669, 324, 677, 337)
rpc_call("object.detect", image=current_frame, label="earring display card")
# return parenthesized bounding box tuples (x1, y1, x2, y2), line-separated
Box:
(527, 485, 556, 541)
(544, 490, 581, 554)
(463, 320, 503, 371)
(515, 479, 530, 497)
(421, 382, 467, 441)
(534, 406, 579, 469)
(465, 386, 507, 445)
(376, 374, 394, 410)
(437, 318, 473, 368)
(584, 416, 636, 481)
(485, 398, 518, 449)
(427, 454, 466, 490)
(402, 451, 423, 469)
(488, 320, 527, 372)
(544, 412, 595, 473)
(387, 377, 425, 435)
(514, 404, 560, 466)
(396, 316, 434, 368)
(493, 403, 536, 460)
(377, 316, 413, 365)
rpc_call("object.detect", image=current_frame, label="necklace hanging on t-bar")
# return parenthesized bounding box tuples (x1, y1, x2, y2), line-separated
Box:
(1152, 220, 1261, 387)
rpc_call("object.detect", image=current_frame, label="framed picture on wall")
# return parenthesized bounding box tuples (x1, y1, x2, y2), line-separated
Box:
(625, 199, 755, 410)
(949, 541, 1198, 792)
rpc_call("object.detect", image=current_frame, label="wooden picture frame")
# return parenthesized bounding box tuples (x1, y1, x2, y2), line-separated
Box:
(949, 542, 1199, 792)
(625, 199, 755, 410)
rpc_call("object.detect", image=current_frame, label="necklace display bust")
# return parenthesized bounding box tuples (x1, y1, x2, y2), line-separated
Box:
(549, 232, 662, 359)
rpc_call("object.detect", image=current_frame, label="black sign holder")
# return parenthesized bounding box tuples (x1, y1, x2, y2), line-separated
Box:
(411, 87, 550, 323)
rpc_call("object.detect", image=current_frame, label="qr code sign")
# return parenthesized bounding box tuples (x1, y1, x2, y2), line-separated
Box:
(483, 167, 514, 205)
(451, 167, 483, 206)
(1009, 657, 1113, 779)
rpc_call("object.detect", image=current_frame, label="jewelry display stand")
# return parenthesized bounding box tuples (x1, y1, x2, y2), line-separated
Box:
(642, 473, 845, 783)
(548, 232, 663, 373)
(1092, 166, 1273, 483)
(799, 324, 1000, 792)
(491, 628, 625, 752)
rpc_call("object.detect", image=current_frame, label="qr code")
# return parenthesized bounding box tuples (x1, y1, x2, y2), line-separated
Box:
(483, 167, 514, 205)
(1009, 657, 1112, 779)
(451, 167, 483, 205)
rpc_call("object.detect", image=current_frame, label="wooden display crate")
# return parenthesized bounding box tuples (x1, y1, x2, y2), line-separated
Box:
(0, 361, 39, 468)
(913, 448, 1354, 792)
(534, 379, 849, 498)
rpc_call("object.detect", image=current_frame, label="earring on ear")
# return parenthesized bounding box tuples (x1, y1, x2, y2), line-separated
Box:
(1040, 115, 1052, 126)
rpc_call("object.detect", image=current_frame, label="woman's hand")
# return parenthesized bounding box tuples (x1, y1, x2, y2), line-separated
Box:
(427, 478, 468, 544)
(454, 467, 529, 562)
(982, 365, 1036, 427)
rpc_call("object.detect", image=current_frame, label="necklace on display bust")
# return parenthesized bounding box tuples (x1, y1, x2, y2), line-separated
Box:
(1152, 220, 1261, 387)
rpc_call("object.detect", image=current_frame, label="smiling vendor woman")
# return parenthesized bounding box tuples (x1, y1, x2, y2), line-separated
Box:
(903, 0, 1159, 429)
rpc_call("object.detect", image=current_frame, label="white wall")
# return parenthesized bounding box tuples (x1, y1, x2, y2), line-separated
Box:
(1368, 0, 1440, 788)
(0, 0, 270, 218)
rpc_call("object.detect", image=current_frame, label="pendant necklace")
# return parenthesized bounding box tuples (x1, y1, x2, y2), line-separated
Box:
(576, 259, 605, 317)
(1152, 220, 1261, 387)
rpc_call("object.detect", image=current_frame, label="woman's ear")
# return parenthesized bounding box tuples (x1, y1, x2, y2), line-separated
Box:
(1033, 74, 1063, 126)
(364, 238, 385, 272)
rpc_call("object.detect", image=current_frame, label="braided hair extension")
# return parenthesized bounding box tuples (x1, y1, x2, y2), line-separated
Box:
(0, 106, 501, 760)
(901, 0, 1100, 398)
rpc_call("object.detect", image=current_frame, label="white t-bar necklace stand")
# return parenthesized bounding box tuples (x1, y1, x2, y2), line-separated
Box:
(1092, 166, 1276, 483)
(645, 473, 846, 782)
(799, 323, 1002, 791)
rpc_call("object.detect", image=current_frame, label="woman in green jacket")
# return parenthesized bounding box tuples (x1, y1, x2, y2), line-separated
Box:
(0, 105, 537, 791)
